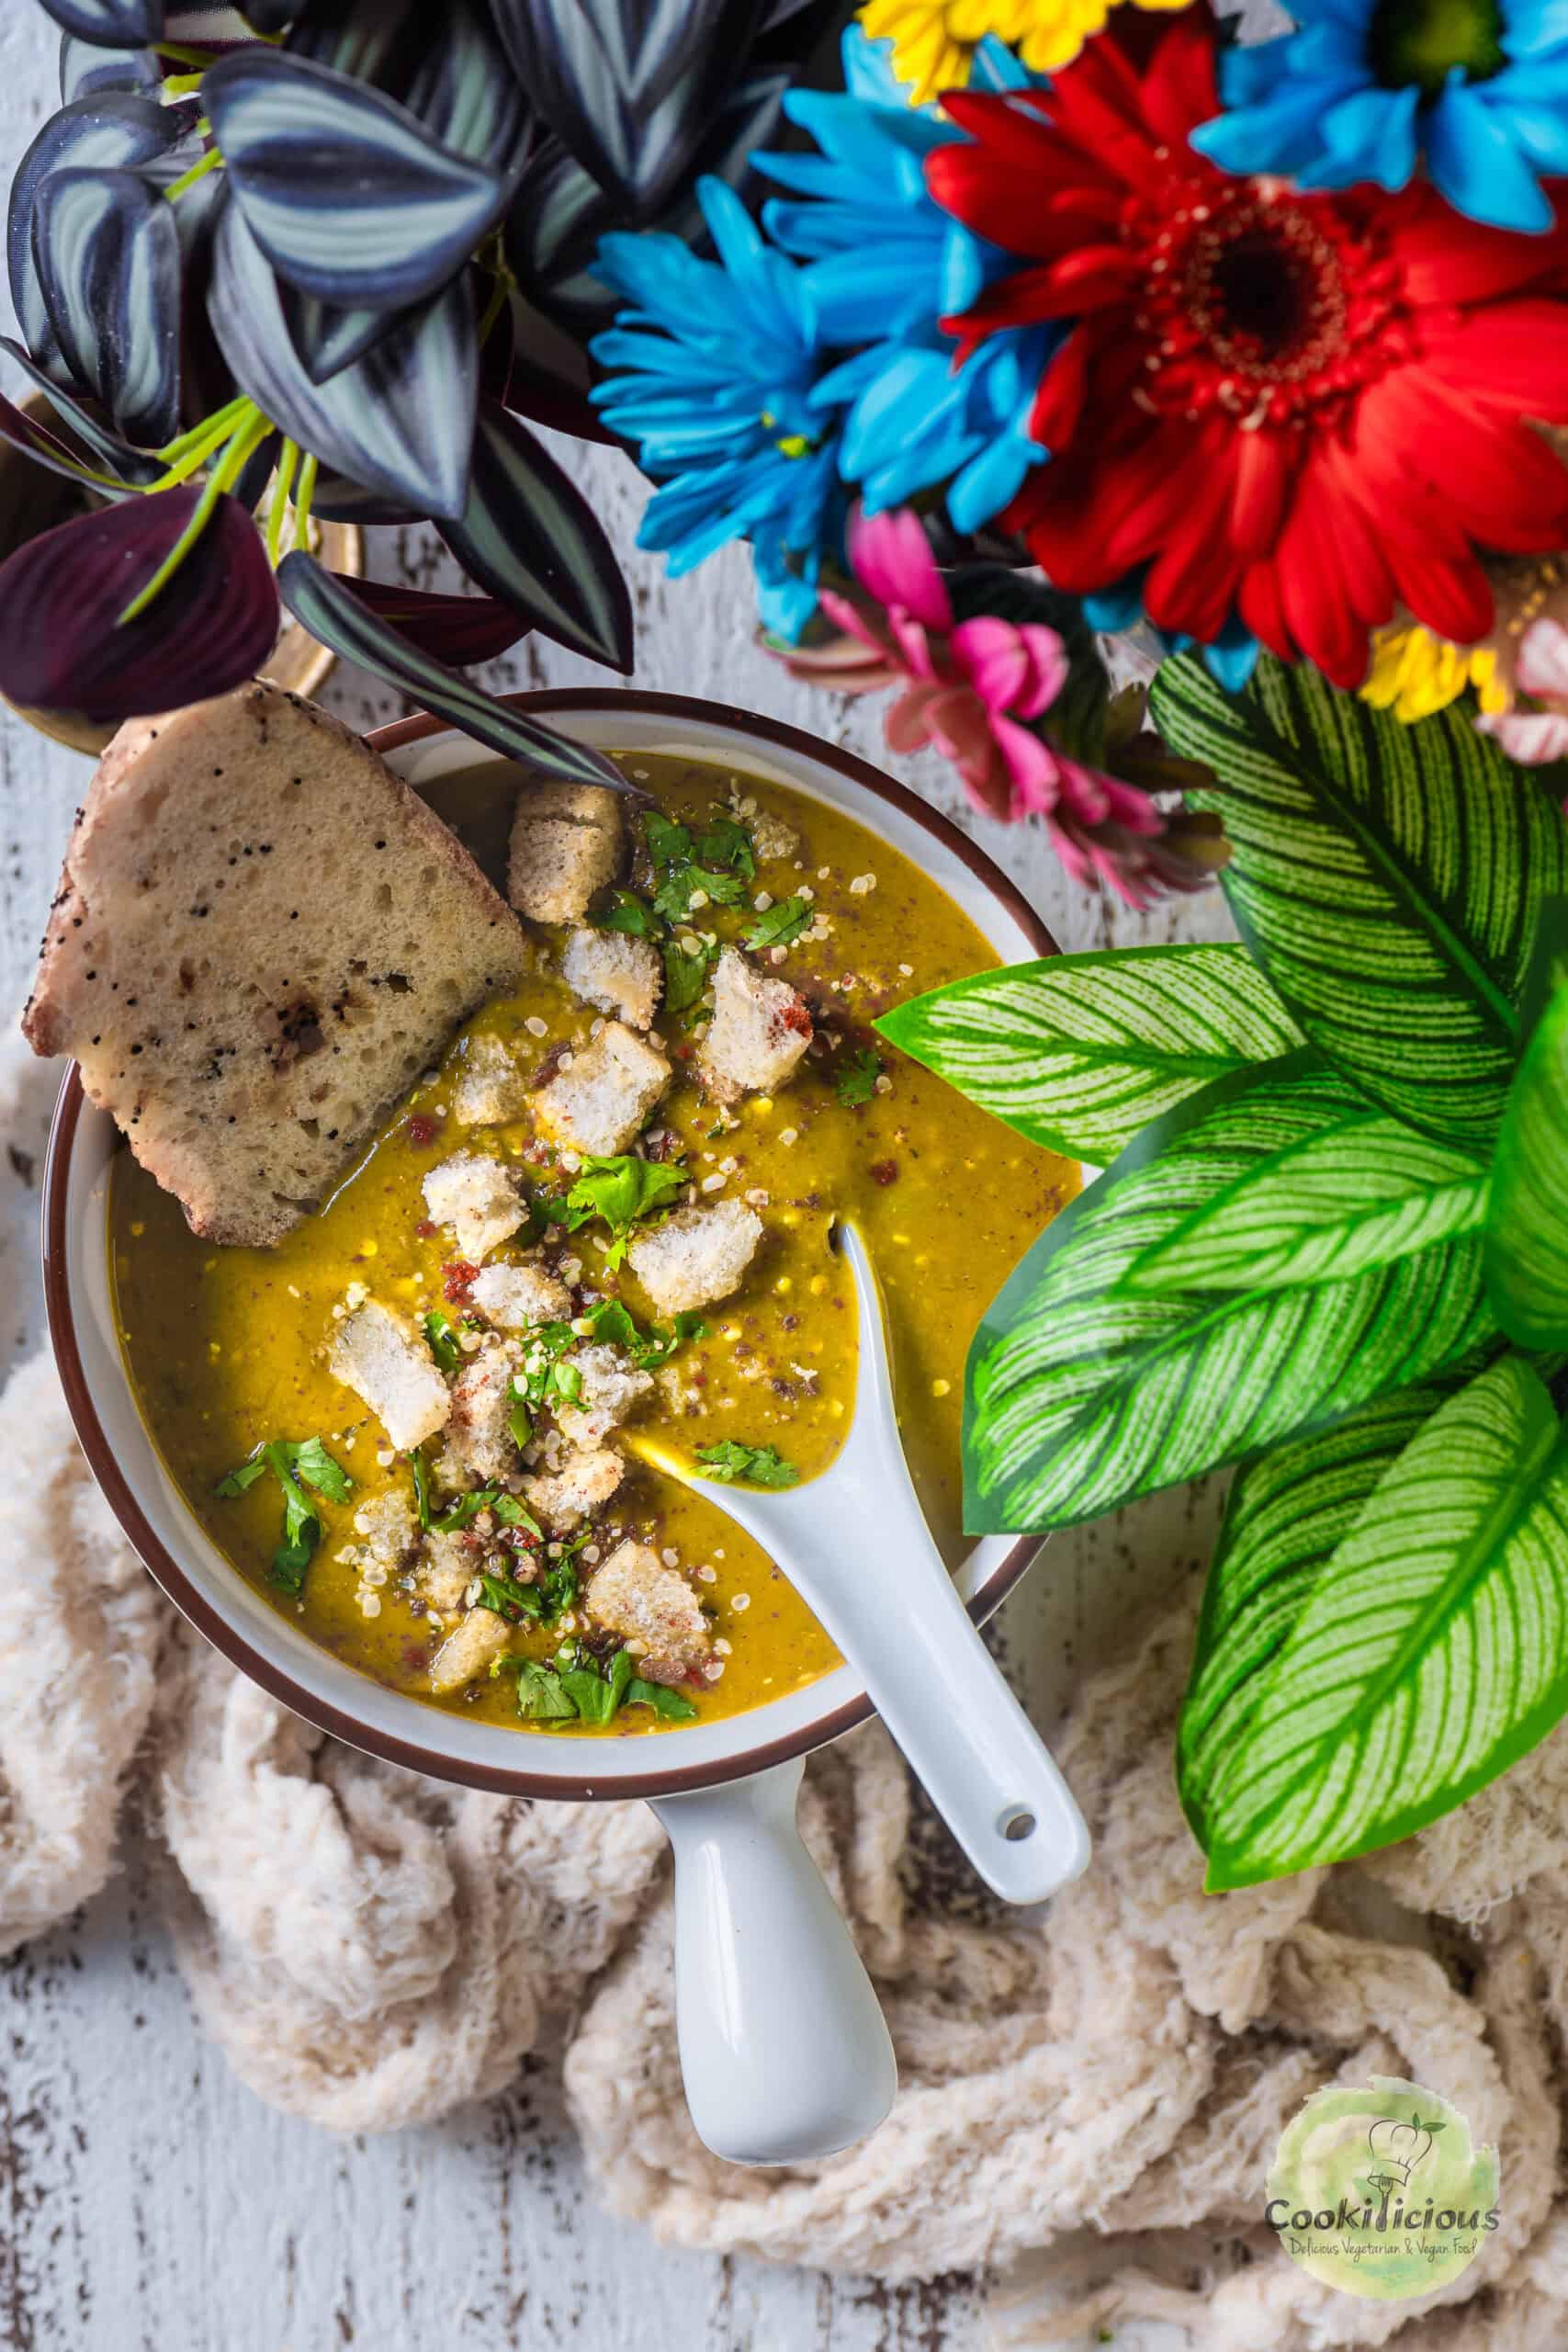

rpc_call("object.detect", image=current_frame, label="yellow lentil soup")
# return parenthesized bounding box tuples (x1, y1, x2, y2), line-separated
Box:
(110, 751, 1073, 1737)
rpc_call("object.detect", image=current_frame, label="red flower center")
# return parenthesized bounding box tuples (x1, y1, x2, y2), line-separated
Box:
(1136, 173, 1402, 431)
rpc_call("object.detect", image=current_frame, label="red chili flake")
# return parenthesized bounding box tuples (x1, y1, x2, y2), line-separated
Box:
(870, 1159, 898, 1186)
(405, 1113, 439, 1147)
(414, 1217, 436, 1239)
(443, 1259, 479, 1302)
(780, 998, 813, 1037)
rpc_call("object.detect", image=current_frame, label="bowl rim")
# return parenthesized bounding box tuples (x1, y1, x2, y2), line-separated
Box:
(44, 686, 1060, 1802)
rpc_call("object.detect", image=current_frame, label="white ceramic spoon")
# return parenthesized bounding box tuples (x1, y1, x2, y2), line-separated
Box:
(634, 1222, 1091, 1906)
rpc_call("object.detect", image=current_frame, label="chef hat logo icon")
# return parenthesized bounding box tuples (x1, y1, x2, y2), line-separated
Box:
(1366, 2111, 1445, 2188)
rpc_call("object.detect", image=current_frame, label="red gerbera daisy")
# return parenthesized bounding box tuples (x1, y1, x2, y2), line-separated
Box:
(926, 6, 1568, 688)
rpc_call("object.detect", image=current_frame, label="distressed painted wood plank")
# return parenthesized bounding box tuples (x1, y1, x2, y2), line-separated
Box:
(0, 11, 1218, 2345)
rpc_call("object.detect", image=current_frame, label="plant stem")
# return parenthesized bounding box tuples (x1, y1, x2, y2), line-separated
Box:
(164, 144, 221, 204)
(155, 42, 220, 68)
(151, 406, 253, 491)
(293, 451, 319, 549)
(267, 440, 299, 564)
(153, 395, 249, 466)
(162, 72, 205, 96)
(116, 406, 269, 628)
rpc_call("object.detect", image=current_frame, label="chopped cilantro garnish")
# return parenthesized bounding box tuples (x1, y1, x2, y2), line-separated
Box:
(513, 1318, 579, 1408)
(662, 934, 716, 1017)
(583, 1296, 705, 1367)
(836, 1048, 884, 1108)
(494, 1657, 579, 1721)
(432, 1487, 542, 1536)
(407, 1446, 432, 1530)
(592, 888, 661, 940)
(695, 814, 756, 878)
(506, 1375, 532, 1450)
(214, 1435, 354, 1593)
(494, 1637, 696, 1724)
(644, 808, 750, 923)
(696, 1440, 801, 1488)
(626, 1677, 698, 1720)
(423, 1306, 462, 1374)
(743, 895, 811, 951)
(546, 1151, 688, 1269)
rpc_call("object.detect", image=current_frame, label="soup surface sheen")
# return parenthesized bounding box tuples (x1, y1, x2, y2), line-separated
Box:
(111, 751, 1072, 1736)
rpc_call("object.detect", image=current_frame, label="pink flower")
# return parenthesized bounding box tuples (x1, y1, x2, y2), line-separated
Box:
(1478, 618, 1568, 765)
(770, 506, 1203, 904)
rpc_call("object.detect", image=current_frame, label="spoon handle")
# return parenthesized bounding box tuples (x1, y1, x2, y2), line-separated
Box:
(795, 1508, 1089, 1905)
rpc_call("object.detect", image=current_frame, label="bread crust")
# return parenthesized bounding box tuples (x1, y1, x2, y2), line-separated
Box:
(24, 682, 528, 1246)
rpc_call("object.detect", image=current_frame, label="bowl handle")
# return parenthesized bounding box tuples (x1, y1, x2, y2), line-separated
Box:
(649, 1757, 897, 2165)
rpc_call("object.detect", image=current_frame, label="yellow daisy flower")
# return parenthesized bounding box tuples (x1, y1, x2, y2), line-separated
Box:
(857, 0, 1192, 107)
(1359, 625, 1509, 726)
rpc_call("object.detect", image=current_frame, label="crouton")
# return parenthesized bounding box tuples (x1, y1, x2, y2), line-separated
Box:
(326, 1299, 451, 1452)
(418, 1528, 475, 1613)
(508, 780, 624, 924)
(451, 1035, 528, 1126)
(585, 1539, 710, 1671)
(626, 1200, 762, 1317)
(697, 946, 812, 1105)
(430, 1603, 511, 1693)
(22, 681, 528, 1247)
(468, 1260, 572, 1329)
(523, 1444, 625, 1531)
(534, 1022, 670, 1157)
(345, 1487, 417, 1575)
(750, 809, 799, 863)
(556, 1343, 655, 1448)
(441, 1337, 519, 1485)
(422, 1149, 526, 1262)
(559, 926, 662, 1029)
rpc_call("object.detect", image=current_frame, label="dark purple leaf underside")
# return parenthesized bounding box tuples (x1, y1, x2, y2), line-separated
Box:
(0, 387, 134, 497)
(277, 548, 629, 791)
(0, 334, 166, 484)
(339, 574, 530, 665)
(0, 487, 278, 722)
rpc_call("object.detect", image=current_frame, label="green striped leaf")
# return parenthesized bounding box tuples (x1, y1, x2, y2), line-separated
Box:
(963, 1057, 1495, 1533)
(1149, 652, 1568, 1148)
(1182, 1355, 1568, 1889)
(1485, 981, 1568, 1349)
(1179, 1383, 1457, 1828)
(874, 944, 1303, 1165)
(1129, 1108, 1489, 1295)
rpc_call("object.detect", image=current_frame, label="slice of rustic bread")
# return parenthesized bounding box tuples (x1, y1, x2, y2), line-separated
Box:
(23, 681, 528, 1246)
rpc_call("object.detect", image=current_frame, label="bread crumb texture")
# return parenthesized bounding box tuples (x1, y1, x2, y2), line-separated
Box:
(24, 682, 527, 1246)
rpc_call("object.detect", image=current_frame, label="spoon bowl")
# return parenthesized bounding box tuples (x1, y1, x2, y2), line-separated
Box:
(630, 1223, 1091, 1905)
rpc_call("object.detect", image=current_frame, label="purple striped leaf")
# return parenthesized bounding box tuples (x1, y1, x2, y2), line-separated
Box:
(204, 47, 513, 314)
(506, 71, 787, 337)
(0, 334, 166, 485)
(302, 471, 423, 526)
(438, 399, 632, 673)
(0, 487, 278, 723)
(488, 0, 761, 212)
(35, 0, 163, 44)
(8, 90, 196, 388)
(240, 0, 299, 27)
(208, 192, 478, 519)
(338, 575, 529, 666)
(277, 549, 628, 791)
(59, 33, 162, 102)
(34, 165, 182, 446)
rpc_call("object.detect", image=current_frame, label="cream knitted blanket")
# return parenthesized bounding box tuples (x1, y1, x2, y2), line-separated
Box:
(6, 1029, 1568, 2351)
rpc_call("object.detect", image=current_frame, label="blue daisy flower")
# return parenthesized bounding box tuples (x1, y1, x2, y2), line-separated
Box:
(591, 176, 845, 639)
(1190, 0, 1568, 235)
(755, 28, 1057, 537)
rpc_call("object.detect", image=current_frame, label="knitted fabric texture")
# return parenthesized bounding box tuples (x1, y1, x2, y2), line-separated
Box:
(7, 1030, 1568, 2349)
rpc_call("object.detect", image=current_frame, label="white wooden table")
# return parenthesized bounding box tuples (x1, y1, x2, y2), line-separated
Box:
(0, 14, 1230, 2341)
